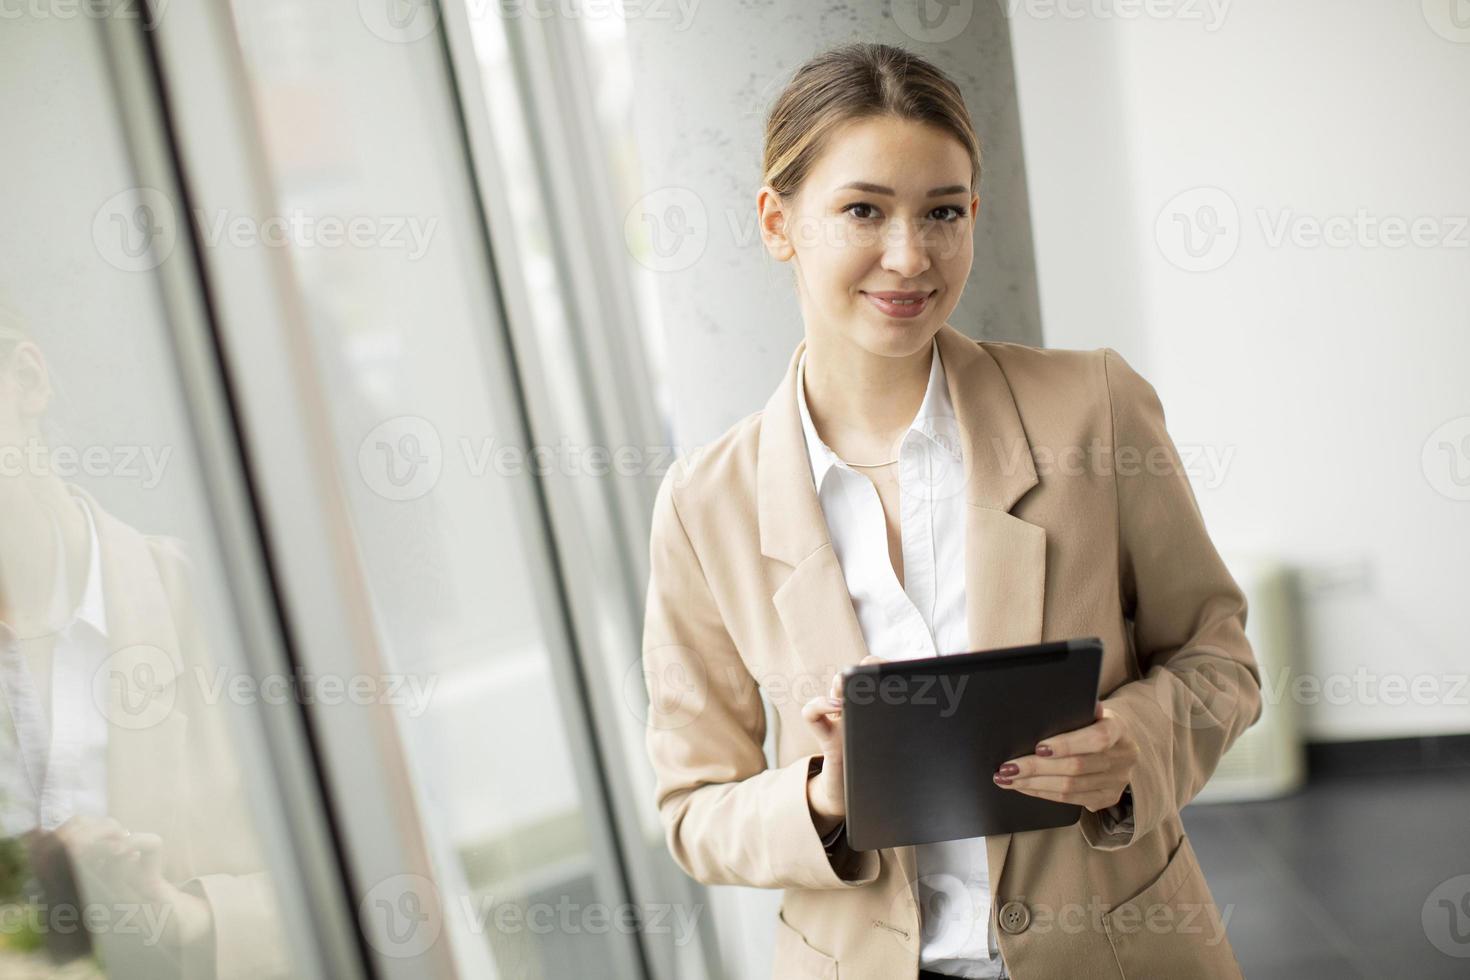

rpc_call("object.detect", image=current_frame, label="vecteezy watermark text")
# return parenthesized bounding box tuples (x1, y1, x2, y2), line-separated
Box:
(359, 873, 704, 958)
(193, 209, 437, 261)
(93, 647, 441, 731)
(92, 188, 441, 272)
(0, 900, 173, 946)
(0, 437, 172, 489)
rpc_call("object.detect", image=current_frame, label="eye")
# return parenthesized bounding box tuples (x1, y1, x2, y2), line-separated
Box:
(842, 202, 967, 222)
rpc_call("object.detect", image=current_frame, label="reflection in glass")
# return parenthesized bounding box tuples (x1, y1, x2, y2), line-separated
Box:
(1, 15, 293, 980)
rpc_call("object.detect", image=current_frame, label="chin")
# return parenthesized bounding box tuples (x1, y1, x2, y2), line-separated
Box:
(855, 311, 941, 357)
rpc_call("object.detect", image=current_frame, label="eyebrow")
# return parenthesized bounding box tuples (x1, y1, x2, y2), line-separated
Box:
(835, 181, 970, 198)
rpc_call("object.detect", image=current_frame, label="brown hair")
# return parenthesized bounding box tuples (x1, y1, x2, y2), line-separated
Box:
(762, 42, 982, 204)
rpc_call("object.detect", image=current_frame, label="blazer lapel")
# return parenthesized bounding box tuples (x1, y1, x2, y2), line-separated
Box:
(758, 323, 1046, 905)
(72, 486, 189, 850)
(760, 330, 872, 679)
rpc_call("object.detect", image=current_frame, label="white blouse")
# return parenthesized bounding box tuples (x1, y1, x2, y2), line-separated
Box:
(0, 487, 111, 837)
(798, 338, 1007, 978)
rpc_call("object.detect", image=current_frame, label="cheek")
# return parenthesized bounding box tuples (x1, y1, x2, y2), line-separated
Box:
(930, 251, 972, 302)
(935, 228, 973, 270)
(803, 233, 872, 289)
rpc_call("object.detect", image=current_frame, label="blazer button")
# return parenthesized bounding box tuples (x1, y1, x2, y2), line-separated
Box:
(998, 899, 1031, 935)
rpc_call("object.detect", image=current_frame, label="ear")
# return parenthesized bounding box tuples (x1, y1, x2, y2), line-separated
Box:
(10, 342, 53, 418)
(757, 185, 797, 261)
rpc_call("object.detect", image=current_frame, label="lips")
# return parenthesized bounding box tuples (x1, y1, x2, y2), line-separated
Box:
(863, 289, 936, 319)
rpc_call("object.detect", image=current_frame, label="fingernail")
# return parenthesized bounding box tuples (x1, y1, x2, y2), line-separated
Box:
(998, 763, 1019, 777)
(993, 774, 1013, 785)
(1036, 744, 1053, 757)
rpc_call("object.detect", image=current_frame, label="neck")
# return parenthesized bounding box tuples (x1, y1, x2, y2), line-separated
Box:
(802, 330, 934, 463)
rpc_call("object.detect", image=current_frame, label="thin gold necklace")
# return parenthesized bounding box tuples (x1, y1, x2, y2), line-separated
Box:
(803, 359, 901, 467)
(837, 450, 899, 468)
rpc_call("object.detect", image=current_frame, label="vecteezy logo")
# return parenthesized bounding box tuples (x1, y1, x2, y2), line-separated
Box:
(93, 188, 178, 272)
(881, 870, 977, 949)
(92, 645, 178, 731)
(1423, 874, 1470, 957)
(361, 874, 443, 958)
(893, 0, 975, 43)
(629, 646, 709, 731)
(1154, 186, 1241, 272)
(358, 415, 444, 501)
(1422, 416, 1470, 501)
(1422, 0, 1470, 43)
(906, 415, 968, 504)
(624, 188, 708, 273)
(358, 0, 439, 43)
(1150, 649, 1243, 732)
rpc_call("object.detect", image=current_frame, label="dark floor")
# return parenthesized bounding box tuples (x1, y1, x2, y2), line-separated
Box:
(1181, 767, 1470, 979)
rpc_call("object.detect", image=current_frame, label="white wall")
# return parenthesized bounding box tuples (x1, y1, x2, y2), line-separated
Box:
(1009, 0, 1470, 740)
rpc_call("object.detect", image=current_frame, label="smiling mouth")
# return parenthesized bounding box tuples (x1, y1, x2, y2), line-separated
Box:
(861, 289, 937, 317)
(862, 290, 936, 304)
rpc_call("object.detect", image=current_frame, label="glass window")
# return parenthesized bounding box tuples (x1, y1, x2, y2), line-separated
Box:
(224, 2, 645, 976)
(0, 12, 313, 980)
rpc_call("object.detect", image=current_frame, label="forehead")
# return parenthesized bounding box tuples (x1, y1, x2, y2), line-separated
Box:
(805, 115, 971, 193)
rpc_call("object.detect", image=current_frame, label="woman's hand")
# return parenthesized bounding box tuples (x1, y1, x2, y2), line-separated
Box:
(51, 815, 215, 949)
(992, 702, 1139, 812)
(801, 655, 883, 832)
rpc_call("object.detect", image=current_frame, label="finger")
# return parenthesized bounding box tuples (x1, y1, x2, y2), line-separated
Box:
(87, 830, 146, 873)
(57, 815, 123, 846)
(801, 696, 843, 741)
(85, 817, 127, 838)
(997, 772, 1116, 794)
(1029, 717, 1118, 760)
(997, 751, 1114, 780)
(999, 783, 1122, 811)
(71, 824, 131, 861)
(801, 694, 843, 720)
(116, 830, 163, 857)
(97, 843, 144, 881)
(127, 832, 166, 881)
(999, 784, 1072, 803)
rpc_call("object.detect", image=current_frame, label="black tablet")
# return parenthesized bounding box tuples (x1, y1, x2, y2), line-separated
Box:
(840, 636, 1104, 851)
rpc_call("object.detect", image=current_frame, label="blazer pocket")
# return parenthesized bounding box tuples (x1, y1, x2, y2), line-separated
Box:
(1101, 834, 1242, 979)
(772, 907, 838, 980)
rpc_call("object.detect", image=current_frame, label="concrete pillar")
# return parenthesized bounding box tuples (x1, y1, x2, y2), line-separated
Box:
(625, 2, 1044, 453)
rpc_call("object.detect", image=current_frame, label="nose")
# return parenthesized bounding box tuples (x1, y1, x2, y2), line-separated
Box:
(880, 218, 933, 279)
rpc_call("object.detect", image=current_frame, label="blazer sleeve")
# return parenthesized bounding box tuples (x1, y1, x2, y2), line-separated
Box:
(1077, 349, 1265, 850)
(640, 463, 880, 889)
(150, 535, 294, 980)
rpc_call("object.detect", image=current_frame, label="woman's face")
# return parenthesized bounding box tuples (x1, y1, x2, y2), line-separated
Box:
(760, 114, 979, 359)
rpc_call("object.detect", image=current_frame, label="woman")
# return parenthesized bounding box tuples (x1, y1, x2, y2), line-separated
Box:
(0, 309, 288, 979)
(640, 42, 1262, 980)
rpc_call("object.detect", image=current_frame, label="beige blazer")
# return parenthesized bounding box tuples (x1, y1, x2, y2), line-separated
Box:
(640, 323, 1263, 979)
(22, 486, 289, 980)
